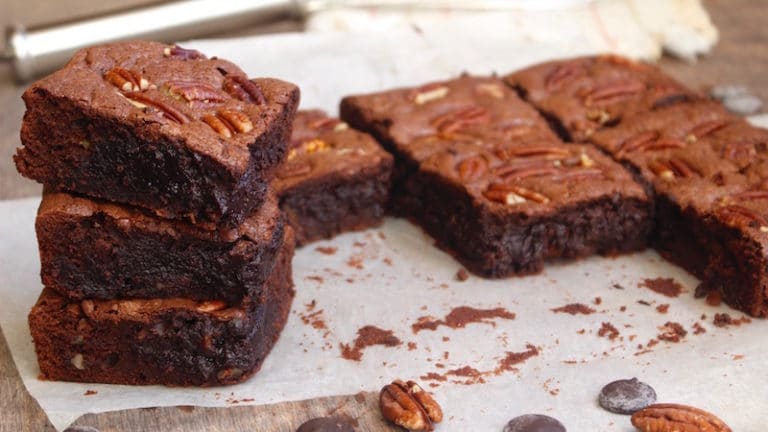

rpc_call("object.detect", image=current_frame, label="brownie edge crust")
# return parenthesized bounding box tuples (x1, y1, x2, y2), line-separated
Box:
(28, 229, 295, 387)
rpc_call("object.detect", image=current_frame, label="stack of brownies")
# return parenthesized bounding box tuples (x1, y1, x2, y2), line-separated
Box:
(14, 41, 300, 386)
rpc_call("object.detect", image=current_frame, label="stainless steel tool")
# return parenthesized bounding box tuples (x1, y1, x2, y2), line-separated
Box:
(1, 0, 585, 82)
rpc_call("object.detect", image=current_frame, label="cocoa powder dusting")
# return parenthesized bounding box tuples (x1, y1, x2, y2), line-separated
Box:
(495, 344, 539, 374)
(411, 306, 515, 334)
(340, 326, 402, 361)
(639, 277, 684, 297)
(420, 372, 447, 382)
(598, 322, 620, 340)
(551, 303, 596, 315)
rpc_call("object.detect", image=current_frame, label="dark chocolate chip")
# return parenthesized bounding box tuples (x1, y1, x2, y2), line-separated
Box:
(503, 414, 566, 432)
(296, 416, 355, 432)
(598, 378, 657, 414)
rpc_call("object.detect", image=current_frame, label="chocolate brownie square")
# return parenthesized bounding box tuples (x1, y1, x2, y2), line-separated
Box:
(28, 228, 295, 386)
(590, 101, 768, 316)
(275, 110, 393, 245)
(15, 40, 300, 226)
(504, 55, 697, 142)
(341, 75, 652, 276)
(36, 189, 284, 305)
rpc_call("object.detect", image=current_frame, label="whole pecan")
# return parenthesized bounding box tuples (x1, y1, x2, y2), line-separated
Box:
(165, 80, 227, 104)
(484, 183, 549, 205)
(545, 61, 585, 91)
(631, 403, 732, 432)
(431, 105, 490, 136)
(585, 81, 644, 106)
(202, 109, 254, 138)
(688, 119, 729, 141)
(456, 155, 488, 181)
(380, 380, 442, 431)
(105, 67, 149, 92)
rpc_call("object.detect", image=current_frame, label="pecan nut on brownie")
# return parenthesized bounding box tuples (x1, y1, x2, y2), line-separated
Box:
(590, 101, 768, 316)
(36, 189, 284, 304)
(504, 55, 699, 142)
(15, 40, 300, 226)
(28, 228, 295, 386)
(341, 75, 652, 277)
(275, 110, 393, 245)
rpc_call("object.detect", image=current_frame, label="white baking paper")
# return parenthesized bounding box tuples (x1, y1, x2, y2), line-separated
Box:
(1, 31, 766, 431)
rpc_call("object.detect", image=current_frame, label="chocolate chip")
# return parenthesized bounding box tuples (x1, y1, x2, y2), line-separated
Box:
(598, 378, 657, 414)
(503, 414, 566, 432)
(296, 416, 355, 432)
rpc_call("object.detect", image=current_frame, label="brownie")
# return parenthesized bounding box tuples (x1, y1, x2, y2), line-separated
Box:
(36, 189, 284, 305)
(590, 101, 768, 316)
(15, 40, 300, 226)
(504, 55, 697, 142)
(275, 110, 393, 245)
(341, 75, 652, 276)
(28, 228, 295, 386)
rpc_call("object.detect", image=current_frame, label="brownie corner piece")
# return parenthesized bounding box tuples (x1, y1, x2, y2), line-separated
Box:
(275, 110, 393, 245)
(28, 227, 296, 386)
(36, 189, 285, 304)
(15, 40, 299, 226)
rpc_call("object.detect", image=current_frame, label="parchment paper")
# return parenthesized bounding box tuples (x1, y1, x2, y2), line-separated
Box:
(1, 30, 766, 431)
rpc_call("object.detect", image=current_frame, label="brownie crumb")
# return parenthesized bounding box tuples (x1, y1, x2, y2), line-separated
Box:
(657, 321, 687, 342)
(706, 291, 722, 306)
(411, 306, 515, 334)
(598, 322, 620, 340)
(83, 390, 97, 396)
(655, 304, 670, 314)
(456, 268, 470, 281)
(637, 300, 652, 306)
(594, 297, 602, 305)
(692, 322, 707, 335)
(639, 277, 684, 297)
(713, 313, 751, 328)
(340, 325, 402, 361)
(551, 303, 596, 315)
(407, 341, 417, 351)
(612, 283, 625, 290)
(315, 246, 337, 255)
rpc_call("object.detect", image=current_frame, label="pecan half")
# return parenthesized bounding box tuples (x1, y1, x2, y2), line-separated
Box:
(687, 119, 729, 141)
(631, 403, 732, 432)
(495, 145, 570, 161)
(432, 106, 490, 136)
(203, 109, 254, 138)
(410, 83, 450, 105)
(123, 92, 189, 124)
(485, 183, 550, 205)
(105, 67, 149, 92)
(165, 80, 227, 104)
(456, 155, 488, 181)
(380, 380, 442, 431)
(648, 158, 698, 180)
(585, 81, 645, 106)
(716, 205, 767, 230)
(223, 76, 266, 105)
(545, 61, 585, 91)
(495, 164, 559, 181)
(163, 44, 207, 60)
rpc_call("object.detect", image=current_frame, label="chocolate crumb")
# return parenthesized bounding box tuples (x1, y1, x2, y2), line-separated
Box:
(315, 246, 337, 255)
(655, 304, 669, 314)
(456, 268, 470, 281)
(639, 277, 684, 297)
(706, 291, 722, 306)
(340, 326, 401, 361)
(657, 321, 687, 342)
(551, 303, 595, 315)
(713, 313, 751, 328)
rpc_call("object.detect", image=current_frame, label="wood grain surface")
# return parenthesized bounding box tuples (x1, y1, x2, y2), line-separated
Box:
(0, 0, 765, 430)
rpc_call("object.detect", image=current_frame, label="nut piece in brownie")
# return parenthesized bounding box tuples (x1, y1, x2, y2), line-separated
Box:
(37, 189, 284, 305)
(275, 110, 393, 245)
(341, 75, 652, 277)
(504, 55, 697, 141)
(590, 101, 768, 316)
(28, 228, 295, 386)
(15, 40, 300, 226)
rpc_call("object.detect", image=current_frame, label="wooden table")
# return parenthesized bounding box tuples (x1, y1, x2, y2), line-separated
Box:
(1, 0, 765, 430)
